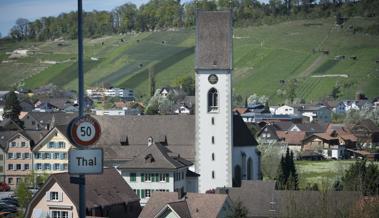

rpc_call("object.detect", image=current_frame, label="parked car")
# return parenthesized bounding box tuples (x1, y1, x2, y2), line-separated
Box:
(0, 198, 18, 207)
(0, 183, 10, 192)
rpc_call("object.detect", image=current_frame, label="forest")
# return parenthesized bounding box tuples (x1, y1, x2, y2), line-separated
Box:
(6, 0, 379, 41)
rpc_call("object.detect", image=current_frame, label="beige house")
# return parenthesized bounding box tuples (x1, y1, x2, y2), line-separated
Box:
(32, 126, 74, 176)
(4, 131, 34, 190)
(25, 168, 141, 218)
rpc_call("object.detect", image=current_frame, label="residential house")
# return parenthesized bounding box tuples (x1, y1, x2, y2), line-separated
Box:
(20, 100, 35, 112)
(241, 113, 302, 124)
(32, 126, 74, 176)
(216, 180, 362, 218)
(86, 87, 134, 100)
(297, 105, 331, 123)
(119, 141, 198, 206)
(334, 100, 372, 114)
(139, 192, 232, 218)
(22, 112, 75, 130)
(265, 121, 328, 155)
(33, 102, 60, 113)
(158, 87, 181, 98)
(0, 134, 8, 182)
(302, 131, 345, 159)
(256, 124, 282, 145)
(174, 105, 191, 114)
(350, 119, 379, 147)
(62, 105, 78, 113)
(273, 105, 296, 115)
(25, 168, 141, 218)
(4, 131, 33, 189)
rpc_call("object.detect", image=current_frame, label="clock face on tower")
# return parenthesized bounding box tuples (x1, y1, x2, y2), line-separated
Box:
(208, 74, 218, 84)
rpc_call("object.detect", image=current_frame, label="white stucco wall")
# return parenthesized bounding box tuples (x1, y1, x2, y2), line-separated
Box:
(232, 146, 259, 181)
(122, 168, 187, 206)
(195, 71, 232, 193)
(275, 105, 295, 115)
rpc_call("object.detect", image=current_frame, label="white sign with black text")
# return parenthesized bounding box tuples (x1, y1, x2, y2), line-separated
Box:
(68, 148, 103, 175)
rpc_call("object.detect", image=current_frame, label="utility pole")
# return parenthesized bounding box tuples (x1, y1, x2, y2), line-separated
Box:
(77, 0, 85, 218)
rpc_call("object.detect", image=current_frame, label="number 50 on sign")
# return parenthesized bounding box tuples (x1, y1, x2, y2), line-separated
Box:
(68, 115, 101, 147)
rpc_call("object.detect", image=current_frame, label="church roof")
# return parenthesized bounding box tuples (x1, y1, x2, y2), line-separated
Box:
(118, 142, 192, 170)
(93, 114, 257, 163)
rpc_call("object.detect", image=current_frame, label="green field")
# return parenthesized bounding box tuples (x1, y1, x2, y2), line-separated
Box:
(296, 160, 379, 190)
(1, 17, 379, 102)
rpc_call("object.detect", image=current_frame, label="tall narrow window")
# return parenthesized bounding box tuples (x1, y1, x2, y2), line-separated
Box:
(212, 136, 215, 144)
(212, 153, 215, 161)
(212, 171, 215, 179)
(208, 88, 218, 112)
(211, 117, 215, 125)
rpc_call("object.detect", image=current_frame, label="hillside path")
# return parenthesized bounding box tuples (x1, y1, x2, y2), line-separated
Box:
(298, 54, 327, 77)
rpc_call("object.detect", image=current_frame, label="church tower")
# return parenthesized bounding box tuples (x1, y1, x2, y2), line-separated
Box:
(195, 11, 233, 193)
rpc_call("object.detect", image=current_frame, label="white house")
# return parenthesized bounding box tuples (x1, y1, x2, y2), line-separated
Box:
(86, 88, 134, 99)
(274, 105, 296, 115)
(119, 140, 198, 206)
(298, 105, 332, 123)
(174, 105, 191, 114)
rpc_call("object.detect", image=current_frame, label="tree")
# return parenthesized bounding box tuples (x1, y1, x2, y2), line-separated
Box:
(149, 66, 156, 97)
(257, 141, 286, 179)
(286, 80, 297, 104)
(15, 180, 32, 214)
(341, 159, 379, 196)
(276, 148, 299, 190)
(227, 201, 248, 218)
(3, 91, 23, 126)
(173, 75, 195, 96)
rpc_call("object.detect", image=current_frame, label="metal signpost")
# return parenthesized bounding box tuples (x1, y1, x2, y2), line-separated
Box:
(67, 1, 103, 218)
(67, 114, 102, 218)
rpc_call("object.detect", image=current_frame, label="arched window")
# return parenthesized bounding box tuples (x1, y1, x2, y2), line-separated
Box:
(247, 157, 253, 180)
(241, 153, 246, 179)
(208, 88, 218, 112)
(233, 165, 242, 187)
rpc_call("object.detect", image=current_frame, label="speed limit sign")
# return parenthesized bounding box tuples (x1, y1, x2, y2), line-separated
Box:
(68, 115, 101, 147)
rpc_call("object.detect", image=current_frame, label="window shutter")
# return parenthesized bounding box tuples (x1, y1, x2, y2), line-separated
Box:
(152, 174, 155, 182)
(45, 192, 50, 201)
(141, 189, 145, 198)
(155, 173, 159, 182)
(166, 174, 169, 182)
(60, 153, 64, 160)
(141, 173, 144, 182)
(137, 189, 140, 198)
(59, 192, 63, 201)
(68, 211, 72, 218)
(60, 164, 64, 171)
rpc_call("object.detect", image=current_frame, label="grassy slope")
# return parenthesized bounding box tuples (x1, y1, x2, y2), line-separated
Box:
(1, 17, 378, 102)
(296, 160, 379, 190)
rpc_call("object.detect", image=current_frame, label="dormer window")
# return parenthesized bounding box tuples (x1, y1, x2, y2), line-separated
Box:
(208, 88, 218, 112)
(144, 154, 155, 163)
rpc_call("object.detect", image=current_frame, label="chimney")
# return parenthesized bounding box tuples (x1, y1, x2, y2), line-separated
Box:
(147, 136, 154, 146)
